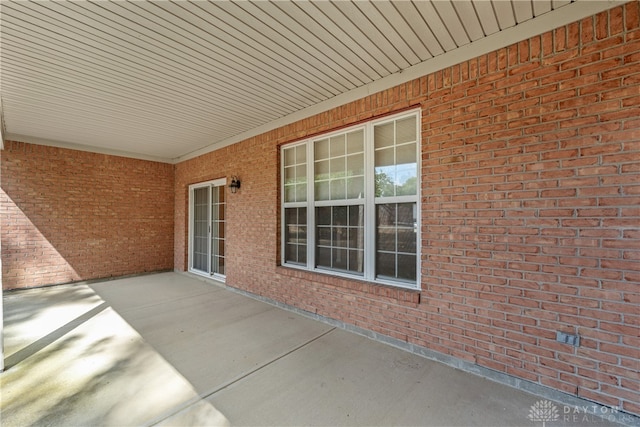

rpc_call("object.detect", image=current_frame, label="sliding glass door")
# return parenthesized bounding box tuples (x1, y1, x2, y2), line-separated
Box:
(189, 179, 226, 279)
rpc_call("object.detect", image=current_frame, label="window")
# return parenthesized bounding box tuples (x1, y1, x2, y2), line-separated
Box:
(281, 111, 420, 289)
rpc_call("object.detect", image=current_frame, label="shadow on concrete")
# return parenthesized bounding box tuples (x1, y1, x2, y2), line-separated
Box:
(1, 282, 227, 427)
(4, 302, 108, 370)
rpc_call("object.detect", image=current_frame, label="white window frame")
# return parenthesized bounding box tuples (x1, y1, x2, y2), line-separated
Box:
(188, 178, 227, 282)
(281, 110, 421, 290)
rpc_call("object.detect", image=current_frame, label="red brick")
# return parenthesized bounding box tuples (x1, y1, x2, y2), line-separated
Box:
(626, 2, 640, 31)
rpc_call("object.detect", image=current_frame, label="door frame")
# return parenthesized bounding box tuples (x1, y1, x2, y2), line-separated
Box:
(188, 178, 227, 281)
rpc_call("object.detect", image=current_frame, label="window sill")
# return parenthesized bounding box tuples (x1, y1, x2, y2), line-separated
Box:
(276, 265, 421, 305)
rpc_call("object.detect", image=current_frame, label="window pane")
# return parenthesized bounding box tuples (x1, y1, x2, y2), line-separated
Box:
(375, 147, 394, 167)
(377, 203, 396, 226)
(316, 181, 330, 201)
(330, 135, 345, 156)
(315, 160, 329, 179)
(332, 205, 347, 225)
(330, 179, 346, 199)
(286, 225, 307, 244)
(296, 165, 307, 182)
(285, 208, 298, 224)
(397, 203, 415, 224)
(333, 227, 347, 247)
(285, 166, 296, 183)
(348, 249, 364, 273)
(298, 245, 307, 264)
(347, 153, 364, 176)
(334, 248, 347, 270)
(347, 130, 364, 154)
(396, 165, 417, 196)
(347, 177, 364, 199)
(397, 229, 416, 253)
(396, 116, 416, 144)
(316, 246, 331, 269)
(316, 205, 364, 274)
(316, 129, 365, 201)
(317, 207, 331, 225)
(284, 207, 307, 265)
(284, 145, 307, 202)
(284, 147, 296, 165)
(396, 142, 416, 165)
(296, 145, 306, 163)
(293, 211, 302, 228)
(348, 206, 365, 269)
(317, 227, 331, 244)
(348, 226, 360, 247)
(397, 254, 416, 281)
(376, 252, 395, 278)
(377, 229, 396, 251)
(285, 186, 295, 203)
(374, 115, 419, 199)
(376, 203, 417, 281)
(286, 244, 297, 262)
(374, 122, 394, 149)
(315, 139, 329, 159)
(348, 205, 363, 226)
(375, 166, 395, 198)
(296, 184, 307, 201)
(330, 157, 346, 176)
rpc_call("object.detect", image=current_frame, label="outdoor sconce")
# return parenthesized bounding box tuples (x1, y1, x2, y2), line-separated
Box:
(229, 176, 241, 194)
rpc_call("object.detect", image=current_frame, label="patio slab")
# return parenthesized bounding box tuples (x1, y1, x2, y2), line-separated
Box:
(88, 273, 334, 395)
(1, 285, 213, 426)
(1, 272, 631, 426)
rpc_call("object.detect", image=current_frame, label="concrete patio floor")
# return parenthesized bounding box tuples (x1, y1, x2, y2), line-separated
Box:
(0, 273, 631, 426)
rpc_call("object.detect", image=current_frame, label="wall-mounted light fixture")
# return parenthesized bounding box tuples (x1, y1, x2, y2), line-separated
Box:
(229, 176, 241, 194)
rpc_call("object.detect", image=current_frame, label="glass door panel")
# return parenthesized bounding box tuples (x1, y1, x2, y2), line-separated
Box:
(211, 185, 226, 276)
(192, 187, 209, 273)
(190, 180, 226, 279)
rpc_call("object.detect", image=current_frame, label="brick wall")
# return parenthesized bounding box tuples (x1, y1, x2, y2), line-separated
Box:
(419, 3, 640, 414)
(178, 3, 639, 416)
(1, 142, 174, 289)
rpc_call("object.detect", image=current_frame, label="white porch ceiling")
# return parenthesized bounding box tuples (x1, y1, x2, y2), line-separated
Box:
(0, 0, 625, 163)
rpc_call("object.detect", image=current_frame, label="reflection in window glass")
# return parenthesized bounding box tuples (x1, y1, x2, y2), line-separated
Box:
(284, 207, 307, 265)
(376, 203, 417, 282)
(211, 186, 226, 275)
(374, 115, 417, 198)
(283, 145, 307, 203)
(314, 129, 364, 201)
(316, 205, 364, 274)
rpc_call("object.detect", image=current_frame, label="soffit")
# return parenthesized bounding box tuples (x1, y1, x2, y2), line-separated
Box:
(0, 0, 624, 163)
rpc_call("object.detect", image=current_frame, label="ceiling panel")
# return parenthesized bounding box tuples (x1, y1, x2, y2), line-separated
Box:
(451, 1, 486, 42)
(413, 1, 458, 51)
(0, 0, 621, 163)
(433, 1, 471, 47)
(492, 0, 517, 30)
